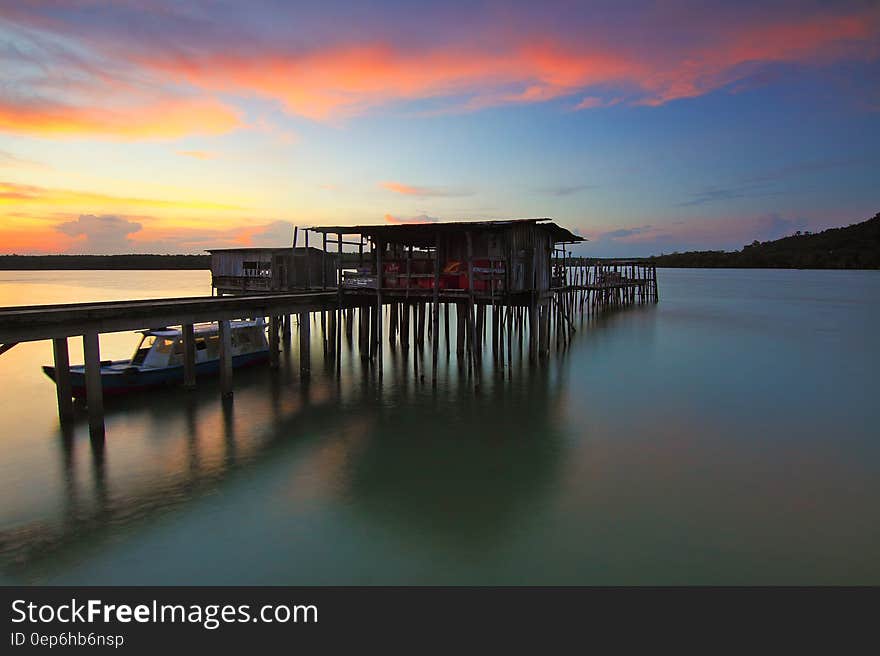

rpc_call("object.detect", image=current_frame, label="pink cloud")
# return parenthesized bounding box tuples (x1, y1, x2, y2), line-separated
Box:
(380, 181, 470, 197)
(0, 3, 876, 135)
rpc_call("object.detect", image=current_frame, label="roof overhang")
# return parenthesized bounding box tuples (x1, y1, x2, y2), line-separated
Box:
(306, 218, 585, 247)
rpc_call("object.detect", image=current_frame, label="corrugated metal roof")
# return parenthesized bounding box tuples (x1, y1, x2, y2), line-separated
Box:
(306, 218, 585, 244)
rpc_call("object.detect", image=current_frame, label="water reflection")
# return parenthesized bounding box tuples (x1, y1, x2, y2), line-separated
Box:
(2, 269, 879, 584)
(0, 311, 599, 582)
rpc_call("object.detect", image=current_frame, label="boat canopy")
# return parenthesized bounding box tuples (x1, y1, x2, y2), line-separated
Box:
(137, 318, 265, 337)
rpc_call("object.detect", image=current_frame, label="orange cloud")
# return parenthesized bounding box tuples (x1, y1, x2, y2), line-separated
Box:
(380, 181, 470, 197)
(0, 228, 70, 254)
(0, 181, 246, 213)
(381, 182, 425, 195)
(0, 97, 241, 139)
(140, 43, 634, 121)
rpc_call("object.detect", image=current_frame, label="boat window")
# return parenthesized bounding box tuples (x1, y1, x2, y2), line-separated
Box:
(153, 338, 176, 354)
(131, 335, 156, 365)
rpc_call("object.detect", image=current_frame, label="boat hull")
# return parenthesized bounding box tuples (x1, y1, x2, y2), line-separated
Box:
(42, 350, 270, 399)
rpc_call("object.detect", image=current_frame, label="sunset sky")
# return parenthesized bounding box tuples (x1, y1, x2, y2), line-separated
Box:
(1, 0, 878, 256)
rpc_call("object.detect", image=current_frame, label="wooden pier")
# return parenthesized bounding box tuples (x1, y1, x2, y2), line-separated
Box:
(0, 219, 658, 438)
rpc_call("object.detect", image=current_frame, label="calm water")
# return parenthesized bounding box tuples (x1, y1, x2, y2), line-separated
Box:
(0, 268, 878, 585)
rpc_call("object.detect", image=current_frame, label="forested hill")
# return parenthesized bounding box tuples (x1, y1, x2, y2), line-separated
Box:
(647, 212, 880, 269)
(0, 254, 210, 270)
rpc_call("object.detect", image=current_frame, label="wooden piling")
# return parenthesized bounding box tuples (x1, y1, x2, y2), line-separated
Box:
(52, 337, 74, 422)
(82, 330, 104, 435)
(528, 300, 538, 363)
(282, 314, 291, 345)
(432, 235, 441, 385)
(456, 302, 465, 356)
(389, 302, 398, 347)
(218, 319, 233, 397)
(337, 233, 343, 375)
(465, 231, 480, 387)
(401, 302, 410, 349)
(417, 302, 426, 347)
(299, 311, 311, 377)
(269, 315, 280, 368)
(444, 302, 450, 356)
(182, 323, 197, 389)
(375, 241, 383, 376)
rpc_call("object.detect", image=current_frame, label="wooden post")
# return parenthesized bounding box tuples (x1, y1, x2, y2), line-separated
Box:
(506, 305, 513, 378)
(456, 302, 466, 356)
(82, 331, 104, 435)
(401, 302, 410, 349)
(417, 302, 426, 347)
(322, 233, 327, 289)
(405, 245, 412, 296)
(182, 323, 197, 389)
(376, 240, 383, 377)
(269, 315, 280, 368)
(444, 302, 450, 356)
(528, 300, 538, 363)
(299, 312, 311, 376)
(337, 233, 343, 376)
(52, 337, 74, 423)
(304, 229, 311, 289)
(280, 314, 289, 345)
(218, 319, 233, 397)
(466, 231, 480, 387)
(432, 232, 440, 386)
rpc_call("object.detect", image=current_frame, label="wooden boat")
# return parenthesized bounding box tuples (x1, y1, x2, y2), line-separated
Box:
(42, 319, 270, 398)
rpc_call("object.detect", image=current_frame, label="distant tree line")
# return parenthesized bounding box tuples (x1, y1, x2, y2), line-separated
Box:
(0, 254, 210, 270)
(647, 212, 880, 269)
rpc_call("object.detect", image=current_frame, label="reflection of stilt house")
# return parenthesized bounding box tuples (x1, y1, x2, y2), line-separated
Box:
(208, 247, 338, 295)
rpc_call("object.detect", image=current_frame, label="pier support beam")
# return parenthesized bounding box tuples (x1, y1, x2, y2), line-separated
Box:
(269, 315, 280, 369)
(528, 301, 538, 363)
(376, 241, 384, 377)
(282, 314, 291, 346)
(218, 319, 233, 398)
(432, 233, 440, 386)
(82, 331, 104, 436)
(182, 324, 196, 389)
(52, 337, 74, 423)
(299, 312, 311, 378)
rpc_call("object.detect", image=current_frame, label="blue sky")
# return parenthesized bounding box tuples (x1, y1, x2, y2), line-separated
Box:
(1, 0, 878, 255)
